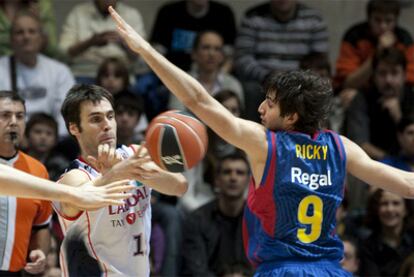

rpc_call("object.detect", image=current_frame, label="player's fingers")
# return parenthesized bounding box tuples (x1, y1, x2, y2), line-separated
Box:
(108, 147, 116, 161)
(109, 6, 126, 27)
(105, 192, 134, 200)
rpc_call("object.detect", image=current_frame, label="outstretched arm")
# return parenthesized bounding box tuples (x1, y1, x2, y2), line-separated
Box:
(0, 164, 133, 208)
(108, 7, 267, 159)
(343, 136, 414, 198)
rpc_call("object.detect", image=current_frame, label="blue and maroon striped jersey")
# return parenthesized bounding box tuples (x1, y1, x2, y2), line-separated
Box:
(243, 130, 346, 267)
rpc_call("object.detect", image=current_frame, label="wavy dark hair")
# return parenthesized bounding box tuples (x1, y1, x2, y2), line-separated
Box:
(262, 70, 333, 135)
(61, 84, 113, 132)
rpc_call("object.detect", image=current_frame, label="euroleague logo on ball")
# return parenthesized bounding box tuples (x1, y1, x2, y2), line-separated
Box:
(126, 213, 136, 225)
(161, 155, 183, 165)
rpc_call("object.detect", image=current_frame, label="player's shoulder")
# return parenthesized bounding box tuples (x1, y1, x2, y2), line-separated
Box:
(59, 168, 91, 186)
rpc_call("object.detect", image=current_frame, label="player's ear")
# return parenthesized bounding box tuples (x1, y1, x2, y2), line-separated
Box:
(69, 122, 80, 136)
(285, 112, 299, 128)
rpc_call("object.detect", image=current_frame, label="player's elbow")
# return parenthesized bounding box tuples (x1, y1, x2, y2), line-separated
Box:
(405, 183, 414, 199)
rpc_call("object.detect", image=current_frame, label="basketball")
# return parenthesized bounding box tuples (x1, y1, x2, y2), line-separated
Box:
(145, 110, 208, 172)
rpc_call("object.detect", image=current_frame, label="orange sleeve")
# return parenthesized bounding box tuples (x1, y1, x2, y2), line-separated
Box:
(404, 45, 414, 85)
(334, 41, 363, 87)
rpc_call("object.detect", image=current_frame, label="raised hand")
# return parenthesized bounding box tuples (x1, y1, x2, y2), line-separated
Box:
(69, 179, 134, 209)
(109, 6, 148, 53)
(87, 144, 123, 174)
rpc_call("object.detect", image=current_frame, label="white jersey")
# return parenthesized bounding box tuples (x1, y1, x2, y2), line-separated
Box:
(54, 145, 151, 277)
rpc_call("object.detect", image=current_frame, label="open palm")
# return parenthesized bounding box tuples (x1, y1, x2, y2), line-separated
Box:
(109, 6, 147, 53)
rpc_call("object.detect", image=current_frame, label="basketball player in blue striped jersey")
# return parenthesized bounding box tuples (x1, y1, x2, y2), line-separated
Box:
(110, 6, 414, 276)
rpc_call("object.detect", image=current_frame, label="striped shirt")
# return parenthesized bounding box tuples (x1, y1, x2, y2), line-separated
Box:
(235, 2, 328, 82)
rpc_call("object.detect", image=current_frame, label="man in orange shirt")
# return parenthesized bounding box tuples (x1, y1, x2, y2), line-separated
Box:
(0, 90, 51, 276)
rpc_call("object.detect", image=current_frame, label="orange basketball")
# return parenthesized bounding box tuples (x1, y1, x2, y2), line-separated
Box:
(145, 110, 208, 172)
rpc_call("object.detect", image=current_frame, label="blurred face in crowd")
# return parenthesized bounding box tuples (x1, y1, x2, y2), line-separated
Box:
(215, 158, 249, 199)
(27, 123, 56, 154)
(188, 0, 209, 9)
(374, 61, 405, 97)
(398, 123, 414, 157)
(0, 98, 25, 152)
(192, 32, 224, 74)
(369, 11, 397, 37)
(115, 108, 140, 140)
(340, 241, 359, 274)
(378, 191, 406, 230)
(221, 96, 241, 117)
(271, 0, 297, 16)
(70, 99, 116, 157)
(95, 0, 117, 14)
(11, 15, 43, 58)
(99, 63, 126, 95)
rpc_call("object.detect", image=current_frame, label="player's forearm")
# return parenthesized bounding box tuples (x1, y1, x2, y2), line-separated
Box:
(0, 164, 75, 202)
(30, 228, 51, 255)
(144, 172, 188, 196)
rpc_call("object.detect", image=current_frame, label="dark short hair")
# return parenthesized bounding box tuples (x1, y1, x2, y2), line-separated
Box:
(367, 0, 400, 17)
(61, 84, 114, 132)
(372, 47, 407, 70)
(215, 150, 249, 176)
(263, 70, 333, 135)
(114, 91, 144, 117)
(25, 112, 58, 139)
(299, 52, 331, 76)
(96, 57, 130, 90)
(0, 90, 25, 108)
(192, 30, 223, 51)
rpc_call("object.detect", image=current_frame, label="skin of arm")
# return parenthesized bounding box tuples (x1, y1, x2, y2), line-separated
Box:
(343, 135, 414, 198)
(109, 7, 269, 184)
(24, 228, 50, 274)
(0, 164, 133, 208)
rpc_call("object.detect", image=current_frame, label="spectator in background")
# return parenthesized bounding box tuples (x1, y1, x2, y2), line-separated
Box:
(0, 91, 52, 276)
(169, 30, 243, 111)
(150, 0, 236, 72)
(59, 0, 146, 84)
(204, 89, 242, 185)
(0, 11, 75, 137)
(114, 92, 144, 145)
(97, 57, 148, 141)
(346, 48, 414, 160)
(340, 238, 360, 276)
(381, 116, 414, 172)
(359, 189, 414, 276)
(0, 0, 60, 58)
(235, 0, 328, 122)
(181, 151, 253, 276)
(96, 57, 130, 96)
(335, 0, 414, 90)
(25, 113, 70, 181)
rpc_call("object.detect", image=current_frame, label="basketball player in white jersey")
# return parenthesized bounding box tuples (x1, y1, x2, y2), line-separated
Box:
(55, 84, 188, 277)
